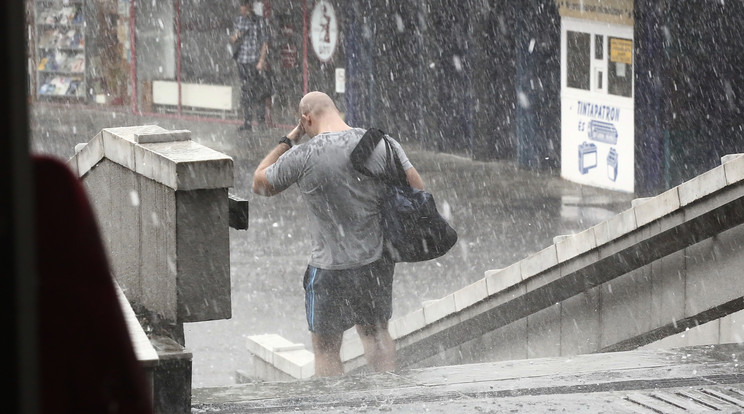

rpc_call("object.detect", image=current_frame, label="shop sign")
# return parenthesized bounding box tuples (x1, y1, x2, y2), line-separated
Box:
(561, 96, 634, 192)
(310, 0, 338, 62)
(556, 0, 633, 25)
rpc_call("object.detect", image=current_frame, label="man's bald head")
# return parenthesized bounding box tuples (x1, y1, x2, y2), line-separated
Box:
(299, 91, 338, 117)
(298, 91, 349, 138)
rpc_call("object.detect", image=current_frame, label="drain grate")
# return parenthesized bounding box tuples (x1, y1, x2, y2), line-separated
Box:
(625, 386, 744, 413)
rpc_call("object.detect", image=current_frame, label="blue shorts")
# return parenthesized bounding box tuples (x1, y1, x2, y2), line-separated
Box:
(303, 255, 395, 334)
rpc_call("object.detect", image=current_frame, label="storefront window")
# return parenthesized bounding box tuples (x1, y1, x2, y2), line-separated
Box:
(567, 30, 590, 90)
(608, 37, 633, 97)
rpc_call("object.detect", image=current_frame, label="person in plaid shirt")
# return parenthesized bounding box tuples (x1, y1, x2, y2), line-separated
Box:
(231, 0, 269, 131)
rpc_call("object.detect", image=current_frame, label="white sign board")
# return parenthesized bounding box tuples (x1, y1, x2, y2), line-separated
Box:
(561, 94, 634, 192)
(335, 68, 345, 93)
(310, 0, 338, 62)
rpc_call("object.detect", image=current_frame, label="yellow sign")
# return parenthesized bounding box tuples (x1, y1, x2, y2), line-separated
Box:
(610, 38, 633, 64)
(556, 0, 633, 25)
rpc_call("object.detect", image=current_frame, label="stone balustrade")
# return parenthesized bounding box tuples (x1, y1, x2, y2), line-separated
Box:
(68, 125, 236, 413)
(338, 153, 744, 372)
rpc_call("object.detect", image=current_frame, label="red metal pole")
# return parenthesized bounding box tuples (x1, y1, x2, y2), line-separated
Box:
(302, 0, 308, 94)
(129, 0, 137, 113)
(175, 0, 182, 115)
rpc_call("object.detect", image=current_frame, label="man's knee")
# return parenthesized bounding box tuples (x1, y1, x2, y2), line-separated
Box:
(356, 322, 388, 338)
(312, 332, 343, 354)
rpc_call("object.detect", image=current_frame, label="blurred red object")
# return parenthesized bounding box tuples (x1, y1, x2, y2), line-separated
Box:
(33, 155, 152, 414)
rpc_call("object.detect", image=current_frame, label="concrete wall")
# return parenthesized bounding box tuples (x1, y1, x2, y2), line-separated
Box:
(408, 223, 744, 369)
(83, 159, 178, 320)
(175, 189, 230, 322)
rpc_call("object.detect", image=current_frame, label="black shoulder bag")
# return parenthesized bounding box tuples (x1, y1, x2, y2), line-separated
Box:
(351, 128, 458, 262)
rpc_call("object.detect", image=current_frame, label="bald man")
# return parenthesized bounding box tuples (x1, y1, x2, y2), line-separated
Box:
(253, 91, 423, 376)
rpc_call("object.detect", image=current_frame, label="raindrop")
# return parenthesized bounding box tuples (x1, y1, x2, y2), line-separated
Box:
(662, 26, 672, 44)
(453, 55, 462, 72)
(129, 190, 140, 206)
(394, 14, 404, 33)
(528, 38, 535, 53)
(517, 90, 530, 109)
(440, 200, 452, 221)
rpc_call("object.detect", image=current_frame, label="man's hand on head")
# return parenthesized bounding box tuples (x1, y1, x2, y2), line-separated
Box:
(287, 121, 305, 144)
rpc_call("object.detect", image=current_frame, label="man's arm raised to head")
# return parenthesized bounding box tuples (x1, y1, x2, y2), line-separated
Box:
(252, 122, 305, 196)
(252, 144, 288, 196)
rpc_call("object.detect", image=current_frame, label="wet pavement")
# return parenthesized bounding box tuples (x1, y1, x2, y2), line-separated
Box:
(191, 343, 744, 413)
(29, 103, 636, 389)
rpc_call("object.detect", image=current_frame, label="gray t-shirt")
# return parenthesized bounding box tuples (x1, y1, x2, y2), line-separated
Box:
(266, 128, 413, 270)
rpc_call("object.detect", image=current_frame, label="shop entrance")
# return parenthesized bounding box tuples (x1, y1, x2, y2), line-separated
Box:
(560, 17, 634, 193)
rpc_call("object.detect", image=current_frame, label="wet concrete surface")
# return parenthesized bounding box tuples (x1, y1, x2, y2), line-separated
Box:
(29, 103, 636, 389)
(191, 343, 744, 413)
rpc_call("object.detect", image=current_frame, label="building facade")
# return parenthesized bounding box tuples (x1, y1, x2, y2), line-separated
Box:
(26, 0, 744, 196)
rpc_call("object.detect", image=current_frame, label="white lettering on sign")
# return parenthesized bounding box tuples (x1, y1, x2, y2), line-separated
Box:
(310, 0, 338, 63)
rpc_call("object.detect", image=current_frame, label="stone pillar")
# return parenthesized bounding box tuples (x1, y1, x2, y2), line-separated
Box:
(69, 125, 235, 413)
(70, 125, 234, 328)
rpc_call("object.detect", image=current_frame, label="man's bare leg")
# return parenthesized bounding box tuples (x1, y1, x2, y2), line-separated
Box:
(356, 322, 396, 373)
(311, 332, 344, 377)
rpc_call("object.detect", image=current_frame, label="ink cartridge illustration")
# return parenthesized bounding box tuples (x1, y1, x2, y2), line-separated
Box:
(578, 141, 598, 175)
(588, 120, 618, 145)
(607, 147, 619, 182)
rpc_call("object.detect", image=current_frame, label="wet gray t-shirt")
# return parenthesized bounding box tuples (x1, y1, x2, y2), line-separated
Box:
(266, 128, 413, 270)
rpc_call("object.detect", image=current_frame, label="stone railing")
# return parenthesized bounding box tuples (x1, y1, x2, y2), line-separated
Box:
(69, 125, 237, 413)
(337, 153, 744, 372)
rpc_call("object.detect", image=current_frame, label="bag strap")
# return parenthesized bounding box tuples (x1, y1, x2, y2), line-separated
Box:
(350, 128, 384, 176)
(351, 128, 408, 186)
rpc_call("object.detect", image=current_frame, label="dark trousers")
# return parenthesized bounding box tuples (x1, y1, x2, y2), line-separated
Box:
(236, 62, 266, 125)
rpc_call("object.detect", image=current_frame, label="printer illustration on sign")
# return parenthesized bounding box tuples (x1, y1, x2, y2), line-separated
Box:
(588, 120, 618, 145)
(578, 141, 598, 175)
(607, 147, 619, 182)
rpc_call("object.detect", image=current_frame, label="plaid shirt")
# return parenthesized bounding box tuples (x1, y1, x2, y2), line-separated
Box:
(233, 14, 267, 64)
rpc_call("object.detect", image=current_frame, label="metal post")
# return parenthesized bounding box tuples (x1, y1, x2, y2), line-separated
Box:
(175, 0, 182, 115)
(302, 0, 308, 94)
(129, 0, 138, 113)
